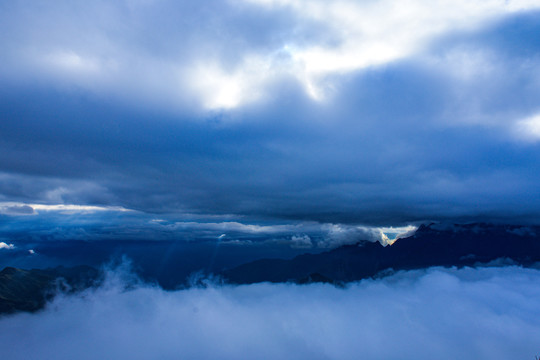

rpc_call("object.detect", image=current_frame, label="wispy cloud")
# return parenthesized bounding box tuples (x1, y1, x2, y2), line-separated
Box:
(0, 242, 15, 250)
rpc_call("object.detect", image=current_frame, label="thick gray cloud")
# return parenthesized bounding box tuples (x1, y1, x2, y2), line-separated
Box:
(0, 205, 412, 249)
(0, 1, 540, 228)
(0, 266, 539, 359)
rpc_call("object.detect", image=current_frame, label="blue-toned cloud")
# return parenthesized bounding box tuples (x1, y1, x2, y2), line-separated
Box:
(0, 204, 35, 216)
(0, 266, 539, 360)
(0, 1, 540, 228)
(0, 202, 414, 250)
(2, 0, 539, 110)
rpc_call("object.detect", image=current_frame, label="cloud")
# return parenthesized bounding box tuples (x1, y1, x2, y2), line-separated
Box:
(0, 0, 295, 112)
(2, 0, 539, 111)
(0, 266, 539, 359)
(0, 211, 415, 248)
(0, 3, 540, 227)
(0, 204, 35, 216)
(319, 224, 418, 248)
(515, 113, 540, 141)
(170, 221, 298, 234)
(319, 224, 385, 248)
(0, 202, 130, 215)
(31, 204, 130, 214)
(238, 0, 540, 102)
(0, 242, 15, 250)
(290, 234, 312, 248)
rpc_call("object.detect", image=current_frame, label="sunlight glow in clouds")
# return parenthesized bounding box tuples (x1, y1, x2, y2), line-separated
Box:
(30, 204, 130, 213)
(219, 0, 540, 106)
(516, 113, 540, 141)
(163, 221, 417, 247)
(0, 202, 416, 248)
(0, 202, 130, 215)
(0, 266, 539, 360)
(1, 0, 540, 226)
(45, 50, 101, 75)
(5, 0, 539, 111)
(187, 55, 281, 109)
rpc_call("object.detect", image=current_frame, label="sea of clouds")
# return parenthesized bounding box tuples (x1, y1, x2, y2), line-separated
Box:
(1, 265, 539, 360)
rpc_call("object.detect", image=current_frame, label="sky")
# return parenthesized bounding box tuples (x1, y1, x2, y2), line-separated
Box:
(2, 3, 540, 358)
(1, 0, 540, 247)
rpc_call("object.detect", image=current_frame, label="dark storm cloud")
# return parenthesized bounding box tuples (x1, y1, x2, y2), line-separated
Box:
(1, 265, 540, 360)
(1, 1, 540, 228)
(0, 204, 408, 252)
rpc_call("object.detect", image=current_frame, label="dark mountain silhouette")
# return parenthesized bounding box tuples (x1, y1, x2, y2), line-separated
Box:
(222, 223, 540, 284)
(0, 266, 101, 314)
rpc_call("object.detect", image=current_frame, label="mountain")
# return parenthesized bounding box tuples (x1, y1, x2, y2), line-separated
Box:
(0, 266, 101, 315)
(3, 223, 540, 314)
(222, 223, 540, 284)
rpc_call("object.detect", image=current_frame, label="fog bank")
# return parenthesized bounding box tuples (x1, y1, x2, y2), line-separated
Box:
(1, 266, 539, 360)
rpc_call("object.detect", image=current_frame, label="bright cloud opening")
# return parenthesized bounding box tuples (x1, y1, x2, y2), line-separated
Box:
(4, 0, 539, 111)
(516, 113, 540, 142)
(219, 0, 540, 106)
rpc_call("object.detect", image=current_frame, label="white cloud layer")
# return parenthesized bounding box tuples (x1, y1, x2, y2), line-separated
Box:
(173, 0, 540, 107)
(240, 0, 540, 102)
(1, 266, 539, 360)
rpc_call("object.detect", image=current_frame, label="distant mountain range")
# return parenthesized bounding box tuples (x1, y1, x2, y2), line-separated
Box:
(222, 223, 540, 284)
(2, 223, 540, 314)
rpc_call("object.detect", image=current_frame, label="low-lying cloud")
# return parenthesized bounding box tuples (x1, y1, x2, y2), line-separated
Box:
(0, 206, 415, 248)
(1, 266, 539, 360)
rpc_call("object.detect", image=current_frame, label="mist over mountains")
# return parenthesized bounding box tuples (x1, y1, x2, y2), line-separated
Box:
(223, 223, 540, 284)
(1, 263, 539, 360)
(0, 266, 99, 314)
(2, 222, 539, 315)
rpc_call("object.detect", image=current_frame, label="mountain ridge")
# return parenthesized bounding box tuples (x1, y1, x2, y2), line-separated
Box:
(0, 266, 101, 314)
(2, 222, 539, 314)
(222, 223, 540, 284)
